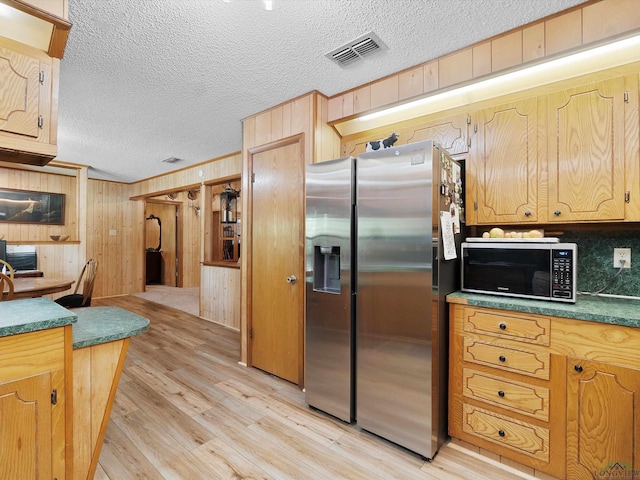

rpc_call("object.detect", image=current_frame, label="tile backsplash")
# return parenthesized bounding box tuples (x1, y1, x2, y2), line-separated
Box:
(562, 230, 640, 298)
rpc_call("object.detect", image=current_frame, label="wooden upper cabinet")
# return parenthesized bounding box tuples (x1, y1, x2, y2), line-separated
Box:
(547, 77, 626, 222)
(402, 112, 470, 158)
(471, 98, 538, 225)
(0, 38, 56, 165)
(0, 46, 41, 138)
(566, 358, 640, 479)
(342, 112, 470, 159)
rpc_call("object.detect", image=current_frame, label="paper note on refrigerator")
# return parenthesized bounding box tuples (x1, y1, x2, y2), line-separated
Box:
(440, 211, 457, 260)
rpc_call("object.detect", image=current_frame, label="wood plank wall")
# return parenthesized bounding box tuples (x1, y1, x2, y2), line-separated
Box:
(86, 179, 141, 298)
(327, 0, 640, 123)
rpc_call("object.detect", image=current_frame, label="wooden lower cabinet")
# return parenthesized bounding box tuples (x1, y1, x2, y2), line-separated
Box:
(449, 305, 565, 477)
(0, 327, 69, 479)
(450, 303, 640, 479)
(567, 358, 640, 478)
(0, 373, 53, 479)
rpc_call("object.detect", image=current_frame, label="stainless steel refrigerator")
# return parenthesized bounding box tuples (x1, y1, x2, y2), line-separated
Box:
(305, 140, 464, 458)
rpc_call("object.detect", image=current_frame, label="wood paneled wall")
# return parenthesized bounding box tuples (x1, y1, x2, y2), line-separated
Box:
(327, 0, 640, 123)
(86, 179, 140, 298)
(86, 153, 242, 300)
(200, 265, 240, 330)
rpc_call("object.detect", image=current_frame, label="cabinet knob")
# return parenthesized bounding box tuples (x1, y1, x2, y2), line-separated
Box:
(498, 390, 505, 398)
(498, 430, 506, 437)
(574, 365, 583, 373)
(499, 355, 506, 363)
(499, 323, 507, 330)
(554, 210, 562, 216)
(524, 211, 532, 217)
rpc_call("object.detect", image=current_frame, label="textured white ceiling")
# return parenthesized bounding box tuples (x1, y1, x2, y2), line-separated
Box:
(57, 0, 586, 182)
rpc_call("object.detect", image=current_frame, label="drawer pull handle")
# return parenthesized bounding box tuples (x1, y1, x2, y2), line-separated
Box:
(499, 355, 506, 362)
(574, 365, 583, 373)
(498, 390, 505, 398)
(498, 429, 506, 437)
(499, 323, 507, 330)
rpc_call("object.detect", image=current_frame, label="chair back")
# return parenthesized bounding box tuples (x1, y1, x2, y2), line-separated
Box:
(0, 259, 14, 279)
(73, 259, 97, 306)
(0, 272, 14, 301)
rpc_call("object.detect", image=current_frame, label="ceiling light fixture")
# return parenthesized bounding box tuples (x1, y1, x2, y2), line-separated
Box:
(332, 32, 640, 136)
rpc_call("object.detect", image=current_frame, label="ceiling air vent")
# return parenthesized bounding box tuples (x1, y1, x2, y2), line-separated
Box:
(161, 156, 183, 164)
(326, 31, 387, 67)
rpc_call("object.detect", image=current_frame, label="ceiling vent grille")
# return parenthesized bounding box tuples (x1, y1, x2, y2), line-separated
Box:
(161, 156, 183, 164)
(326, 31, 386, 67)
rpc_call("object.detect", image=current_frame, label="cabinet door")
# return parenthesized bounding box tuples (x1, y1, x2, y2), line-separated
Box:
(547, 77, 626, 222)
(342, 113, 470, 158)
(0, 372, 52, 480)
(567, 358, 640, 479)
(402, 113, 470, 157)
(0, 46, 41, 138)
(471, 98, 538, 224)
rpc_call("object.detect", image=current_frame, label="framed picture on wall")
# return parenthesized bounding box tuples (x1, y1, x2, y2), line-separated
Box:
(0, 188, 65, 224)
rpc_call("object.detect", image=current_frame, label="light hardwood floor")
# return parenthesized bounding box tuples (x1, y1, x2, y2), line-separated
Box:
(93, 295, 532, 480)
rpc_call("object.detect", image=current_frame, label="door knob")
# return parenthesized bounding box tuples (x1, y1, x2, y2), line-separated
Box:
(286, 275, 297, 284)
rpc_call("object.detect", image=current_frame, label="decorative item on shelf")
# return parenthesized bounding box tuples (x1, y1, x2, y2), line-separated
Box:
(50, 235, 69, 242)
(220, 184, 240, 224)
(365, 132, 399, 152)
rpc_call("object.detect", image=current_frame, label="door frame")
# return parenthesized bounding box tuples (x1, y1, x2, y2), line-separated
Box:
(144, 199, 183, 288)
(244, 133, 305, 385)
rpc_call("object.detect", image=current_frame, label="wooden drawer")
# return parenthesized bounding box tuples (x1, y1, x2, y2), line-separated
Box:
(464, 307, 550, 345)
(463, 368, 549, 421)
(463, 338, 550, 380)
(0, 328, 64, 383)
(462, 404, 549, 462)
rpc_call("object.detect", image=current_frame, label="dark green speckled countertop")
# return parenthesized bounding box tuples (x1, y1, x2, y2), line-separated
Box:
(72, 306, 149, 349)
(447, 291, 640, 328)
(0, 298, 77, 336)
(0, 299, 149, 348)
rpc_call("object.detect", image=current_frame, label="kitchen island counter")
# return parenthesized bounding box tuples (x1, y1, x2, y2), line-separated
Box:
(72, 306, 149, 348)
(0, 297, 77, 336)
(447, 291, 640, 328)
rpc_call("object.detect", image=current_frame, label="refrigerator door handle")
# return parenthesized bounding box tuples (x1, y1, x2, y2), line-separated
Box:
(286, 275, 297, 284)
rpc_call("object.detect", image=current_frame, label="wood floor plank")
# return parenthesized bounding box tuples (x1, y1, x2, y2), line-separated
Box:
(192, 437, 276, 480)
(95, 295, 532, 480)
(98, 421, 164, 480)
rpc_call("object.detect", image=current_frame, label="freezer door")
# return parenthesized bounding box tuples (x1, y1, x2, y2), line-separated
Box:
(356, 141, 435, 457)
(305, 157, 355, 422)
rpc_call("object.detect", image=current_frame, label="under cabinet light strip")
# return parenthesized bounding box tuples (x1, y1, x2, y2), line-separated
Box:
(357, 33, 640, 124)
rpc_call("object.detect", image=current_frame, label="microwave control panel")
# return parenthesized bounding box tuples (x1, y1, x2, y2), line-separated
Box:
(551, 248, 574, 299)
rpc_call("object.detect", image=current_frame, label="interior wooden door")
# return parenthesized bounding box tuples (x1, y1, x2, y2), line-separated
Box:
(250, 138, 304, 385)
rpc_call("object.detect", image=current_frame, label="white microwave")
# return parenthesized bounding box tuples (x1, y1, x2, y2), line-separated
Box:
(461, 240, 577, 303)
